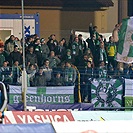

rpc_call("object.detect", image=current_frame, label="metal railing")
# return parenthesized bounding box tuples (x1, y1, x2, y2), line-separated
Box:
(0, 82, 8, 123)
(0, 82, 8, 112)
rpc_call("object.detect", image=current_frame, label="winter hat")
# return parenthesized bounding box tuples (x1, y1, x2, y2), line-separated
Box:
(40, 38, 45, 43)
(14, 44, 18, 48)
(67, 49, 71, 52)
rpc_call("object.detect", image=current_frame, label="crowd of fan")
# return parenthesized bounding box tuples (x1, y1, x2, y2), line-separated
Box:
(0, 24, 133, 102)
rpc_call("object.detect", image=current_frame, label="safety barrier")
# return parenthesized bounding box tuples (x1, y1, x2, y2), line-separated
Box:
(0, 82, 8, 123)
(1, 111, 133, 132)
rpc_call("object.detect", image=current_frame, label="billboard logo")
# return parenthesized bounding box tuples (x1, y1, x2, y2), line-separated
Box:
(25, 26, 30, 36)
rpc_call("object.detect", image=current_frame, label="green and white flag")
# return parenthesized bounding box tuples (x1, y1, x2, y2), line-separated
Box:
(117, 17, 133, 63)
(91, 78, 123, 107)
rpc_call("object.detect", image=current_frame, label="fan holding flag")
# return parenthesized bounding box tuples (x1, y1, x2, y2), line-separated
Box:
(113, 16, 133, 64)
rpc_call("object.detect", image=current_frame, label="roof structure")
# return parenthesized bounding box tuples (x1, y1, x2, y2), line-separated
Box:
(0, 0, 114, 11)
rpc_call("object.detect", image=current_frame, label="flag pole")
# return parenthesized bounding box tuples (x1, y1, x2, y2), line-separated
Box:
(21, 0, 27, 111)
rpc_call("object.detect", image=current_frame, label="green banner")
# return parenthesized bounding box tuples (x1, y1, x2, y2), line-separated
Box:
(9, 86, 74, 104)
(125, 96, 133, 107)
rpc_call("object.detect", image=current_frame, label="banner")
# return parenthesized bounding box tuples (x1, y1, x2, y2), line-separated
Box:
(7, 103, 94, 111)
(71, 111, 133, 121)
(9, 85, 74, 104)
(75, 31, 112, 42)
(125, 79, 133, 108)
(3, 110, 133, 124)
(91, 78, 123, 107)
(125, 79, 133, 96)
(116, 16, 133, 63)
(3, 111, 75, 124)
(0, 123, 56, 133)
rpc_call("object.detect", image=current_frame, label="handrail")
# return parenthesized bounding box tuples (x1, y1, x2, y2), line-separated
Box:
(71, 64, 82, 103)
(0, 82, 8, 112)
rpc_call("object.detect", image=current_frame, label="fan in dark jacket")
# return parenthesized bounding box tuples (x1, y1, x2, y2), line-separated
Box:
(34, 67, 46, 86)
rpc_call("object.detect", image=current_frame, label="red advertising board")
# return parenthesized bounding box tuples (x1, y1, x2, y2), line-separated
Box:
(4, 111, 75, 124)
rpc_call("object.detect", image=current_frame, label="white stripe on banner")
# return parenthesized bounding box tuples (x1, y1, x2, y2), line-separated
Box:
(46, 86, 74, 94)
(9, 85, 37, 94)
(9, 86, 21, 94)
(125, 79, 133, 96)
(9, 85, 74, 95)
(75, 31, 111, 42)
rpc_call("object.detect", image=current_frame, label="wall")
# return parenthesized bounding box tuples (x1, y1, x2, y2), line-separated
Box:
(60, 11, 94, 41)
(94, 11, 107, 33)
(118, 0, 128, 23)
(106, 0, 118, 33)
(0, 8, 61, 41)
(0, 2, 123, 42)
(0, 30, 12, 42)
(0, 7, 95, 41)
